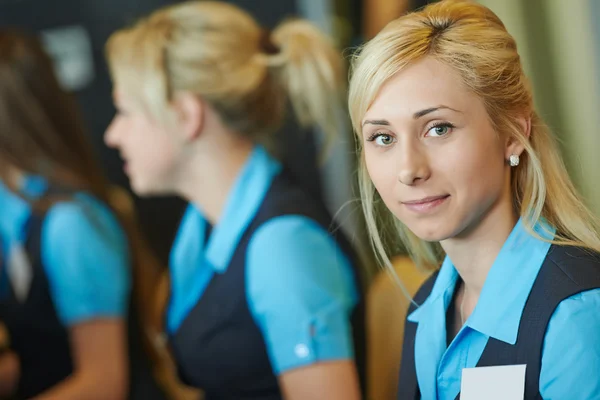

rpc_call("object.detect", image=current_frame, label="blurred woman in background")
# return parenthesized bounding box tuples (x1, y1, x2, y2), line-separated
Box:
(349, 0, 600, 398)
(104, 2, 366, 399)
(0, 30, 164, 400)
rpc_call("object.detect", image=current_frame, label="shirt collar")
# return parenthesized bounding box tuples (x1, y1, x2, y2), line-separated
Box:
(0, 176, 48, 243)
(407, 255, 458, 323)
(201, 145, 281, 273)
(408, 217, 555, 345)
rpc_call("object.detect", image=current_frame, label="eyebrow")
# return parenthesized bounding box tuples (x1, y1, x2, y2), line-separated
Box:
(361, 119, 390, 127)
(413, 106, 462, 119)
(362, 105, 462, 127)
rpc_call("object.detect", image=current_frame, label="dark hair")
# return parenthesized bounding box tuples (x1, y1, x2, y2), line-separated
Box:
(0, 28, 164, 384)
(0, 29, 109, 198)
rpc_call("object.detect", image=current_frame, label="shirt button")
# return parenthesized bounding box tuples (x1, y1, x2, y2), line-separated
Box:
(294, 344, 310, 358)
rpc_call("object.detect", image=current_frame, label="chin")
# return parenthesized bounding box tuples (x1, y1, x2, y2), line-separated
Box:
(130, 178, 161, 197)
(403, 218, 456, 243)
(130, 183, 151, 197)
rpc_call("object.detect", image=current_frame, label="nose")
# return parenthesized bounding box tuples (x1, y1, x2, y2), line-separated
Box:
(396, 140, 431, 185)
(104, 117, 120, 149)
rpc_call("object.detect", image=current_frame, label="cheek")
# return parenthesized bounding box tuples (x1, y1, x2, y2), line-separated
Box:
(364, 148, 397, 197)
(441, 132, 507, 223)
(126, 118, 178, 173)
(142, 129, 177, 169)
(454, 135, 504, 189)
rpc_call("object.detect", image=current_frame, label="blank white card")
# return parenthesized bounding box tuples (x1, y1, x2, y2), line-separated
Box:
(461, 364, 526, 400)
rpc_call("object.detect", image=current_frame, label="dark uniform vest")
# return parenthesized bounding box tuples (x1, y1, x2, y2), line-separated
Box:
(0, 213, 73, 399)
(0, 206, 165, 400)
(398, 245, 600, 400)
(169, 171, 367, 400)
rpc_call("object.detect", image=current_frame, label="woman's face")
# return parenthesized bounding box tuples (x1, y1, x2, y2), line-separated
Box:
(361, 56, 522, 242)
(104, 90, 182, 196)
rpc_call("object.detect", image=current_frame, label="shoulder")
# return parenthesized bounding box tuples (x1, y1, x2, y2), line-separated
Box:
(250, 214, 335, 247)
(245, 215, 359, 374)
(41, 193, 129, 271)
(545, 245, 600, 286)
(42, 193, 126, 249)
(245, 214, 358, 326)
(540, 288, 600, 397)
(545, 287, 600, 339)
(539, 245, 600, 350)
(40, 194, 131, 325)
(258, 172, 333, 223)
(247, 214, 352, 282)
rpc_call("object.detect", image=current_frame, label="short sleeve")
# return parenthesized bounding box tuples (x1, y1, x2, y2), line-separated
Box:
(246, 215, 359, 374)
(540, 288, 600, 398)
(41, 196, 131, 326)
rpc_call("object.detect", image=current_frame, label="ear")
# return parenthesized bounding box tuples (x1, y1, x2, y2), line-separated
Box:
(505, 115, 531, 161)
(172, 92, 205, 142)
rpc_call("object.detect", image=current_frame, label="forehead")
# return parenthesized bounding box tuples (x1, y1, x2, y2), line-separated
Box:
(364, 56, 477, 121)
(112, 86, 144, 111)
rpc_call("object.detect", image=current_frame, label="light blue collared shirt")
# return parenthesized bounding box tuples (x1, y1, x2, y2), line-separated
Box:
(0, 177, 130, 325)
(167, 146, 359, 374)
(408, 218, 600, 399)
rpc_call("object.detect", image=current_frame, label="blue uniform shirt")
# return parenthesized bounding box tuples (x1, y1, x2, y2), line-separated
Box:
(0, 176, 130, 325)
(168, 145, 359, 374)
(408, 218, 600, 399)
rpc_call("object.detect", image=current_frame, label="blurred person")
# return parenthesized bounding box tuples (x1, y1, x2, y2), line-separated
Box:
(0, 30, 166, 400)
(348, 0, 600, 399)
(104, 2, 366, 400)
(0, 0, 334, 274)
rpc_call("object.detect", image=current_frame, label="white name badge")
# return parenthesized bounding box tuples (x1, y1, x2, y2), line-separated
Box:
(461, 364, 526, 400)
(7, 243, 33, 303)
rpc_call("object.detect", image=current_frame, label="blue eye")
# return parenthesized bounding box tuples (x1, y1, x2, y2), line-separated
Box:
(374, 134, 395, 146)
(366, 132, 396, 147)
(427, 123, 454, 137)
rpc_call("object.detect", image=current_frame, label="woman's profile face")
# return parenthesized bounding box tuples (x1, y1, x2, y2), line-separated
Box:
(361, 56, 517, 242)
(104, 90, 181, 196)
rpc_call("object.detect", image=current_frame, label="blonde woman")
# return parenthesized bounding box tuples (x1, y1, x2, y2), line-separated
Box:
(104, 2, 365, 400)
(348, 0, 600, 399)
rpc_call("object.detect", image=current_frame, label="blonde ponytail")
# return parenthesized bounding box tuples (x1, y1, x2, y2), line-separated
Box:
(267, 19, 346, 147)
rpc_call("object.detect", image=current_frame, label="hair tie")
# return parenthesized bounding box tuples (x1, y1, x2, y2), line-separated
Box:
(259, 29, 279, 55)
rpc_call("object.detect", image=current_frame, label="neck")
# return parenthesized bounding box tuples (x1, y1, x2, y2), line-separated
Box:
(173, 136, 254, 225)
(441, 195, 518, 298)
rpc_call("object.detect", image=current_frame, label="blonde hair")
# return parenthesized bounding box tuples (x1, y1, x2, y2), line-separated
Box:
(348, 0, 600, 271)
(105, 0, 345, 146)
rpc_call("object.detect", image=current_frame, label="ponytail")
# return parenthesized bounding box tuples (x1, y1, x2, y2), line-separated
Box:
(267, 19, 346, 146)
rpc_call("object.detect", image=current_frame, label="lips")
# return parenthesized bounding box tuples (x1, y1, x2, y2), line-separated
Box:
(402, 195, 450, 205)
(120, 157, 130, 174)
(401, 195, 450, 214)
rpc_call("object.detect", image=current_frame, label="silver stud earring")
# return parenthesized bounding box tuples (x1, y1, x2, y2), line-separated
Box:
(509, 154, 520, 167)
